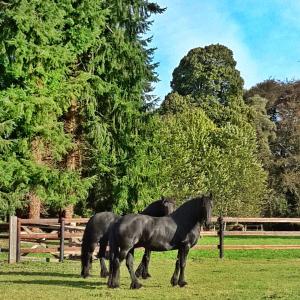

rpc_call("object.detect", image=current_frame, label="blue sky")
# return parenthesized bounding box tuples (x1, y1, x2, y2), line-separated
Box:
(149, 0, 300, 100)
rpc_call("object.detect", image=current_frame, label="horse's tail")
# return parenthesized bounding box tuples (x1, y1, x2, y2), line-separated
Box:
(81, 216, 98, 278)
(108, 223, 119, 262)
(107, 223, 119, 286)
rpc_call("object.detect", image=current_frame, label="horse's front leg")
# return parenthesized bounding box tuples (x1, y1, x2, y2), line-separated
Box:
(126, 249, 142, 289)
(170, 251, 180, 286)
(98, 239, 109, 278)
(81, 242, 97, 278)
(142, 249, 151, 279)
(178, 245, 190, 287)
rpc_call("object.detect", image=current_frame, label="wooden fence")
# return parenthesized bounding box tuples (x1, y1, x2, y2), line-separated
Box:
(7, 217, 89, 263)
(4, 216, 300, 263)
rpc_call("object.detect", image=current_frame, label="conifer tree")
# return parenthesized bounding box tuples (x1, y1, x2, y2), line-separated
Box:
(0, 0, 164, 217)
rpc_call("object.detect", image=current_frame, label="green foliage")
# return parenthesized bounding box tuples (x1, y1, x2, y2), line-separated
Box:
(171, 44, 244, 106)
(246, 80, 300, 217)
(158, 44, 266, 216)
(245, 95, 276, 168)
(157, 104, 266, 216)
(0, 0, 164, 216)
(79, 1, 165, 213)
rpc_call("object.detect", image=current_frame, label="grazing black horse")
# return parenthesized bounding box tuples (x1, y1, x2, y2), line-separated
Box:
(80, 197, 176, 278)
(107, 194, 213, 289)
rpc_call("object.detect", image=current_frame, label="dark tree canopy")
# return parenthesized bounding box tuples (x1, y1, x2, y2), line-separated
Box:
(245, 80, 300, 216)
(170, 44, 244, 105)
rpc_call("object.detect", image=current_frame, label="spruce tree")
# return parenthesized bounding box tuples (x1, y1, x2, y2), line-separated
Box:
(0, 0, 164, 217)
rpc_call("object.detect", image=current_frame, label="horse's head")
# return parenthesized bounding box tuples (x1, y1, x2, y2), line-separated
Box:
(199, 192, 213, 228)
(161, 196, 176, 215)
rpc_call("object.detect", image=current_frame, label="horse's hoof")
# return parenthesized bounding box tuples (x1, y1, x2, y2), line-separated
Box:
(81, 272, 90, 279)
(178, 280, 187, 287)
(142, 272, 151, 279)
(130, 281, 142, 289)
(108, 282, 119, 289)
(171, 277, 178, 286)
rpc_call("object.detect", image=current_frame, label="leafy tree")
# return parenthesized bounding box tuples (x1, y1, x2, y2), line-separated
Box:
(158, 44, 266, 216)
(245, 80, 300, 216)
(0, 0, 95, 218)
(157, 103, 266, 216)
(245, 95, 276, 169)
(171, 44, 244, 105)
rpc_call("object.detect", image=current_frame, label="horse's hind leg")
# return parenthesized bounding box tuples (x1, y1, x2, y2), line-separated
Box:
(170, 251, 180, 286)
(98, 239, 109, 278)
(135, 250, 146, 278)
(109, 256, 121, 288)
(108, 236, 121, 288)
(107, 245, 114, 287)
(126, 249, 142, 289)
(141, 249, 151, 279)
(135, 249, 151, 279)
(135, 259, 143, 278)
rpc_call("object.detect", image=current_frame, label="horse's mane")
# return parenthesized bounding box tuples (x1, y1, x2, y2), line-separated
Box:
(140, 197, 175, 216)
(170, 195, 211, 224)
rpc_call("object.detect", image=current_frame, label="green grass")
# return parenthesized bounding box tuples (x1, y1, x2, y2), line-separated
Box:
(1, 254, 300, 300)
(1, 236, 300, 299)
(200, 236, 300, 245)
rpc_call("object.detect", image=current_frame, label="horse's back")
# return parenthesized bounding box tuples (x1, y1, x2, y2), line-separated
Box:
(114, 214, 153, 242)
(84, 211, 119, 242)
(113, 214, 178, 251)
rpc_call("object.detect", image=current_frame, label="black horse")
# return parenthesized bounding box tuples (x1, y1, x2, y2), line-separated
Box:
(81, 197, 176, 278)
(108, 194, 213, 289)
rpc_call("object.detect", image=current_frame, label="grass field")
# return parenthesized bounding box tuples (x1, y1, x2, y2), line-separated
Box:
(0, 237, 300, 299)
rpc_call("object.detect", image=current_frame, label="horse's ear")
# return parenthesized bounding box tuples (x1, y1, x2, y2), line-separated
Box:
(161, 195, 166, 203)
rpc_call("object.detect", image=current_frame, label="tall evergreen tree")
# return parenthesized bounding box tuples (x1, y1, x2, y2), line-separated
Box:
(0, 0, 91, 217)
(82, 1, 165, 213)
(0, 0, 164, 217)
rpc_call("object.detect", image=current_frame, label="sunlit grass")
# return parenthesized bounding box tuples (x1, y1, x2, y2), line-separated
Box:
(0, 255, 300, 300)
(1, 236, 300, 299)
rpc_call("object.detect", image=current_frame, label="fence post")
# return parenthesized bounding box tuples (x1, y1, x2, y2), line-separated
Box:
(218, 216, 224, 259)
(16, 218, 21, 262)
(9, 216, 17, 263)
(59, 218, 65, 262)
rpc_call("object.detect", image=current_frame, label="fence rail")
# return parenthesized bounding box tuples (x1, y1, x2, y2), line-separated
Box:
(4, 216, 300, 263)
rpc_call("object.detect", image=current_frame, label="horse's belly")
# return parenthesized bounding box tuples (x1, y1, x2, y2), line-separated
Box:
(145, 237, 174, 251)
(148, 243, 173, 251)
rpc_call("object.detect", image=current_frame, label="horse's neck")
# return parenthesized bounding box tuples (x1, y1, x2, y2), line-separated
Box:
(141, 201, 162, 216)
(171, 200, 200, 229)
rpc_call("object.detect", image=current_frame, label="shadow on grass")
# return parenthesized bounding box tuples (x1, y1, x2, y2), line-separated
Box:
(0, 278, 107, 290)
(0, 271, 83, 278)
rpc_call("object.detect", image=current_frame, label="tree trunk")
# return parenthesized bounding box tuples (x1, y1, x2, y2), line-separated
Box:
(63, 204, 74, 219)
(63, 99, 79, 218)
(28, 192, 41, 219)
(28, 139, 42, 219)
